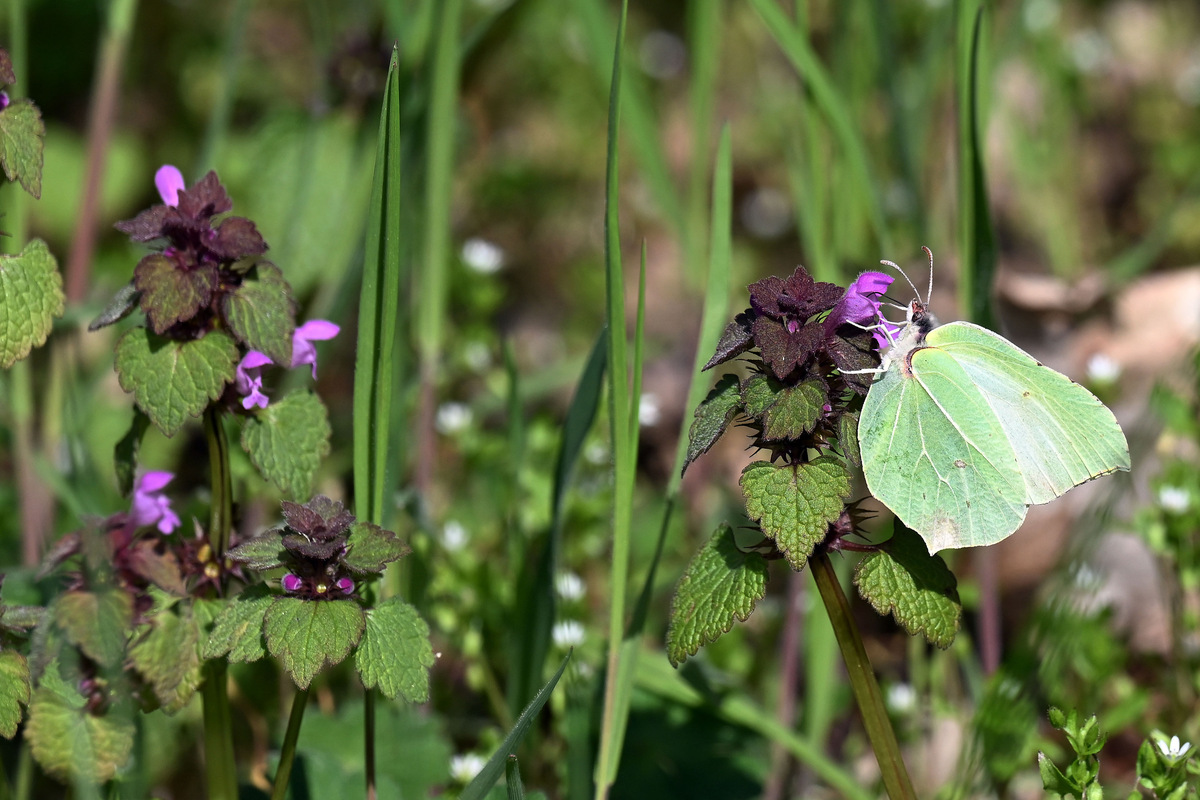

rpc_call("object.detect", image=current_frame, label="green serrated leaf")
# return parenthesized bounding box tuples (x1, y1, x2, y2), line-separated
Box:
(0, 238, 63, 368)
(761, 379, 827, 441)
(264, 597, 365, 689)
(0, 604, 41, 633)
(666, 524, 769, 667)
(241, 390, 331, 498)
(683, 374, 740, 475)
(115, 328, 239, 437)
(740, 457, 850, 570)
(129, 607, 201, 713)
(0, 650, 31, 738)
(134, 254, 218, 334)
(53, 589, 133, 668)
(740, 372, 783, 417)
(26, 661, 135, 783)
(0, 98, 45, 198)
(853, 524, 961, 648)
(202, 584, 273, 662)
(354, 597, 433, 701)
(225, 530, 287, 571)
(839, 412, 861, 468)
(343, 521, 411, 575)
(221, 261, 295, 364)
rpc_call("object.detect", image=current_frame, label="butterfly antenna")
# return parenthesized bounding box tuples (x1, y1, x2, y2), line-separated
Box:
(880, 257, 924, 304)
(921, 246, 934, 304)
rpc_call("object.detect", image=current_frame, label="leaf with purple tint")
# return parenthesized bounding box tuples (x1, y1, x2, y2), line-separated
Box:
(210, 216, 267, 260)
(114, 205, 169, 242)
(702, 311, 755, 371)
(134, 254, 218, 334)
(752, 317, 825, 381)
(176, 171, 232, 218)
(282, 533, 343, 560)
(748, 266, 841, 321)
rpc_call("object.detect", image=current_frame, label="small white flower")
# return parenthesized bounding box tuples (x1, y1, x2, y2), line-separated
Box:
(1157, 734, 1192, 759)
(450, 752, 487, 783)
(552, 620, 585, 649)
(555, 571, 585, 601)
(442, 519, 468, 551)
(463, 341, 492, 372)
(1023, 0, 1060, 33)
(886, 683, 916, 714)
(462, 237, 505, 274)
(584, 442, 608, 465)
(1086, 352, 1121, 383)
(436, 402, 473, 435)
(638, 392, 662, 428)
(1159, 486, 1190, 514)
(1068, 30, 1111, 75)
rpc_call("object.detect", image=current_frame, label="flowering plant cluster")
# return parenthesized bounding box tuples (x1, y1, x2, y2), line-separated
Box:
(90, 166, 336, 499)
(0, 163, 423, 788)
(668, 265, 962, 666)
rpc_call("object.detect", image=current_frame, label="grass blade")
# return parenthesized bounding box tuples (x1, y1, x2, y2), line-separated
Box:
(460, 653, 573, 800)
(353, 48, 404, 529)
(594, 1, 638, 795)
(671, 124, 732, 488)
(751, 0, 892, 255)
(956, 1, 997, 329)
(575, 0, 685, 238)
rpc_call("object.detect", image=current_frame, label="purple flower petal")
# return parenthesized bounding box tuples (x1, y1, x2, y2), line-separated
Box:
(0, 92, 9, 111)
(282, 574, 303, 592)
(155, 165, 186, 208)
(825, 271, 898, 347)
(291, 320, 340, 379)
(336, 578, 354, 594)
(235, 351, 274, 409)
(131, 471, 180, 534)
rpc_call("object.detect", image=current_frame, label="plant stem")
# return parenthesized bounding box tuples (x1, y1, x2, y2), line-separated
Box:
(202, 405, 237, 799)
(201, 660, 237, 800)
(270, 687, 309, 800)
(204, 407, 232, 557)
(810, 550, 916, 800)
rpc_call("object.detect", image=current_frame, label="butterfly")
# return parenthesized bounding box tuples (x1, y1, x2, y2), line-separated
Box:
(855, 248, 1130, 552)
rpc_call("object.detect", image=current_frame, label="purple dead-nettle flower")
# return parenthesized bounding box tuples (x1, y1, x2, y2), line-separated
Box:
(336, 577, 354, 594)
(282, 573, 303, 592)
(235, 350, 274, 410)
(291, 320, 340, 378)
(155, 164, 185, 208)
(0, 92, 9, 111)
(131, 471, 181, 534)
(825, 271, 900, 347)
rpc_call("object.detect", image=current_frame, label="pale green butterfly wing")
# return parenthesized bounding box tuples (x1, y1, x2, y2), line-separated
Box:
(860, 321, 1130, 551)
(927, 322, 1130, 505)
(859, 333, 1028, 551)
